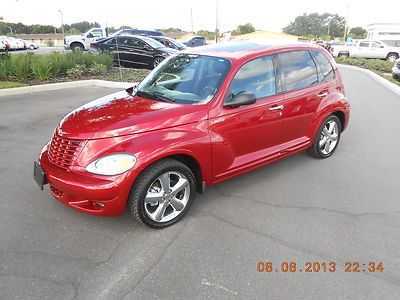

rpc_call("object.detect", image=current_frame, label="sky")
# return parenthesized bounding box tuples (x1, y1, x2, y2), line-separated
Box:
(1, 0, 400, 33)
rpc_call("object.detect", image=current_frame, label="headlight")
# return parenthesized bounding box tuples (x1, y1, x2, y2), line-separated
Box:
(86, 154, 136, 176)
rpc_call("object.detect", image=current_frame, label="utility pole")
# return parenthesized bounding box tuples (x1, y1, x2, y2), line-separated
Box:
(215, 0, 219, 43)
(327, 16, 332, 38)
(58, 9, 65, 37)
(343, 5, 349, 41)
(190, 8, 193, 33)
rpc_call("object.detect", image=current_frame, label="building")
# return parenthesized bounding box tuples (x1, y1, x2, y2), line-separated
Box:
(367, 23, 400, 47)
(15, 34, 64, 47)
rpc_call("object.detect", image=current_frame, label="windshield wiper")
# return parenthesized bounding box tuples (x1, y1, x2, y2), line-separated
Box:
(154, 92, 175, 103)
(136, 90, 175, 103)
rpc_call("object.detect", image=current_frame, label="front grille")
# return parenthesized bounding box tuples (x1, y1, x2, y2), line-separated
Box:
(48, 133, 82, 169)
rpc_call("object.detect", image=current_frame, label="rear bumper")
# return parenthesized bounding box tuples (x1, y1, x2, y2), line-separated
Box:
(38, 149, 135, 216)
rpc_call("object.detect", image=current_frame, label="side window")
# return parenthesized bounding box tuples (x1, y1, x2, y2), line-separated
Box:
(310, 50, 335, 82)
(117, 37, 129, 46)
(371, 41, 382, 48)
(277, 51, 318, 92)
(230, 56, 276, 99)
(92, 30, 102, 38)
(359, 42, 369, 47)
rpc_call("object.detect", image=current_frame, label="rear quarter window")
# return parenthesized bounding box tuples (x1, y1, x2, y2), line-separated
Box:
(277, 50, 318, 92)
(310, 50, 335, 82)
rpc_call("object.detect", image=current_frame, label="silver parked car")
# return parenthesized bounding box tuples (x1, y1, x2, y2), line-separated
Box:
(392, 58, 400, 80)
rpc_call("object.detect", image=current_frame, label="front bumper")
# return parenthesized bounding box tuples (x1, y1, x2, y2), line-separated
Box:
(38, 149, 136, 216)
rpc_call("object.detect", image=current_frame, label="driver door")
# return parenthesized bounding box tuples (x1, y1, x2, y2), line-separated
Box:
(209, 55, 284, 182)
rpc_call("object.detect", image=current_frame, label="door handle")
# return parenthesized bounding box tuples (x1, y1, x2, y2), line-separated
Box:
(269, 105, 284, 111)
(318, 92, 328, 97)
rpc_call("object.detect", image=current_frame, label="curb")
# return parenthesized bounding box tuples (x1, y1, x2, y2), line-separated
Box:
(0, 80, 135, 97)
(338, 64, 400, 97)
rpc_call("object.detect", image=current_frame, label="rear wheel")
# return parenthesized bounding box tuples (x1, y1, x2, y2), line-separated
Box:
(386, 53, 399, 62)
(309, 115, 342, 159)
(153, 56, 164, 69)
(128, 159, 196, 228)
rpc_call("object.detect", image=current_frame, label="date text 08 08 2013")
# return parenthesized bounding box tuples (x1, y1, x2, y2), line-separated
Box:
(257, 261, 384, 273)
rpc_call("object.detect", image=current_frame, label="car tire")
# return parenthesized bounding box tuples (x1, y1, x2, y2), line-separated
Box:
(71, 43, 84, 51)
(386, 53, 399, 62)
(308, 115, 342, 159)
(393, 74, 400, 81)
(29, 45, 35, 50)
(153, 56, 164, 69)
(128, 158, 196, 229)
(338, 52, 349, 58)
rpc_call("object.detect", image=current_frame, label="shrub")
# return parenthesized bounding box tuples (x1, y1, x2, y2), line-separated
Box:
(66, 65, 87, 78)
(335, 57, 393, 73)
(0, 54, 12, 80)
(0, 52, 114, 81)
(11, 53, 33, 80)
(88, 62, 107, 75)
(31, 56, 54, 80)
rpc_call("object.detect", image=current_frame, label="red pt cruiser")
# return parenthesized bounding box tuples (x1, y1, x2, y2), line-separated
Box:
(34, 42, 350, 228)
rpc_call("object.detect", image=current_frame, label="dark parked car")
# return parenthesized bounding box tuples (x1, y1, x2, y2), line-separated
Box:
(150, 36, 187, 51)
(184, 36, 206, 47)
(90, 35, 178, 69)
(112, 29, 163, 37)
(392, 58, 400, 80)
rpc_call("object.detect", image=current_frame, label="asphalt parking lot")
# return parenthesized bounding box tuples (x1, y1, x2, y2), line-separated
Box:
(1, 66, 400, 299)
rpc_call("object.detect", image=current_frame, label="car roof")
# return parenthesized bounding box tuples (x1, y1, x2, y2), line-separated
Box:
(183, 41, 318, 61)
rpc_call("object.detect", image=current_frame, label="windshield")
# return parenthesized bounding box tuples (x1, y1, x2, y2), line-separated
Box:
(140, 36, 165, 49)
(136, 54, 231, 104)
(171, 39, 187, 49)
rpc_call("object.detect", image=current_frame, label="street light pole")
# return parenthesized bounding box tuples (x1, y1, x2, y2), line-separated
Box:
(6, 26, 13, 34)
(215, 0, 219, 43)
(190, 8, 193, 33)
(58, 9, 65, 37)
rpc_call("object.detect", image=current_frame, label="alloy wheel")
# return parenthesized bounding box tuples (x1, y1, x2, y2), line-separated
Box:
(144, 171, 190, 223)
(319, 120, 339, 155)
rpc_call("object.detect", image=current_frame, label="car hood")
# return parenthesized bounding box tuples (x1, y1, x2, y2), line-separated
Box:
(57, 90, 208, 140)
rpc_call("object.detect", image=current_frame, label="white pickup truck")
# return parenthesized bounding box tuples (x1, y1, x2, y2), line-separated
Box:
(332, 40, 400, 62)
(64, 28, 107, 51)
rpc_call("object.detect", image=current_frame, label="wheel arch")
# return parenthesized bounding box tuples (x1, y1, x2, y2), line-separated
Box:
(331, 110, 345, 132)
(70, 41, 84, 50)
(135, 152, 206, 194)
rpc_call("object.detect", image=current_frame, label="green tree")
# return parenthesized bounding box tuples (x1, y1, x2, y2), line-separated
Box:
(156, 27, 183, 33)
(231, 23, 256, 36)
(196, 30, 215, 40)
(348, 27, 367, 39)
(283, 13, 346, 38)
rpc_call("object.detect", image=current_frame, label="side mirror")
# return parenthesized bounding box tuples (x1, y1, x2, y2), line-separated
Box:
(224, 91, 256, 108)
(380, 45, 385, 48)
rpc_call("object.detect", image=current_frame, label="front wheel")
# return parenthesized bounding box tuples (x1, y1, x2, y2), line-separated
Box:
(338, 52, 349, 58)
(128, 159, 196, 228)
(309, 115, 342, 159)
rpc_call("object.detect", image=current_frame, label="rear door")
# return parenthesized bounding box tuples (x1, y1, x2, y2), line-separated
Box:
(356, 41, 371, 58)
(370, 41, 387, 59)
(277, 50, 326, 151)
